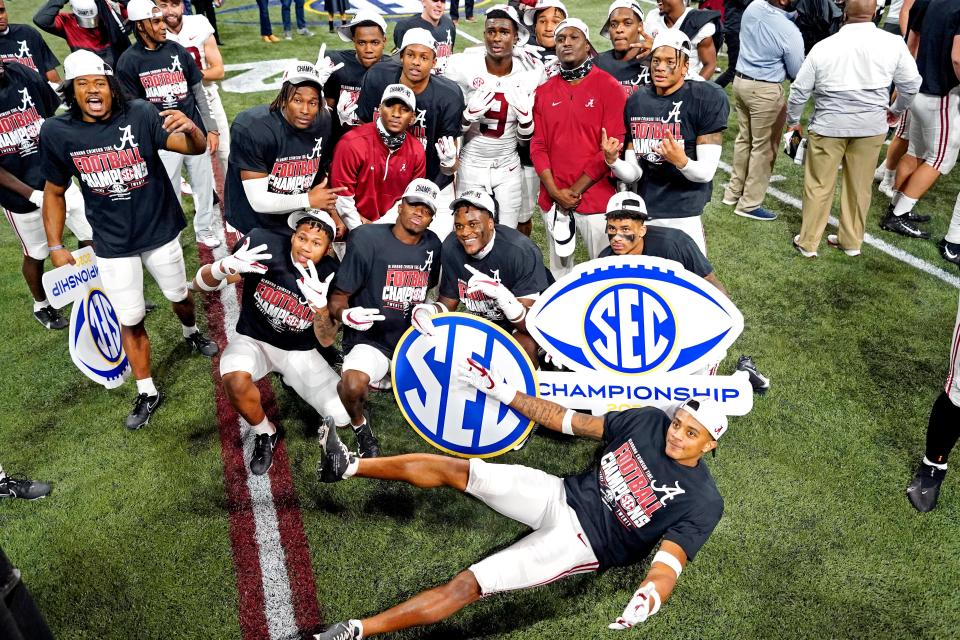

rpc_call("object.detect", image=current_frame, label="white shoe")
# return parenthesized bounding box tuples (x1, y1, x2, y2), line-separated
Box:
(721, 195, 738, 206)
(793, 235, 817, 258)
(873, 162, 886, 182)
(180, 178, 193, 197)
(196, 229, 221, 248)
(827, 234, 860, 257)
(878, 180, 896, 199)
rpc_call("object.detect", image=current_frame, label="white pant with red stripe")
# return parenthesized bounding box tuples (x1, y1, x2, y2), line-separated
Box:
(907, 88, 960, 175)
(4, 184, 92, 259)
(466, 458, 599, 596)
(947, 294, 960, 406)
(457, 157, 526, 228)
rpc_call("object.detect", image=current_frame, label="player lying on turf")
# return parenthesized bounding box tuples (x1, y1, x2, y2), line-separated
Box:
(192, 209, 351, 475)
(314, 358, 728, 639)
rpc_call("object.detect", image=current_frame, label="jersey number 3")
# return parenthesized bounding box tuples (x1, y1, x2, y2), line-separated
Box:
(480, 93, 508, 138)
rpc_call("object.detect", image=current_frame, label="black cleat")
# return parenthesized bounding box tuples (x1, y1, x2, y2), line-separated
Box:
(880, 209, 930, 239)
(185, 331, 219, 357)
(736, 355, 770, 395)
(126, 392, 162, 430)
(907, 462, 946, 512)
(314, 620, 362, 640)
(354, 411, 381, 458)
(902, 210, 931, 223)
(939, 238, 960, 267)
(250, 432, 279, 476)
(34, 305, 67, 330)
(317, 416, 355, 483)
(0, 475, 52, 500)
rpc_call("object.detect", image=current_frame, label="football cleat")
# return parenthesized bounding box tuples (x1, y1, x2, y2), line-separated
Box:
(353, 414, 381, 458)
(313, 620, 362, 640)
(939, 238, 960, 267)
(906, 462, 946, 512)
(126, 392, 162, 430)
(250, 432, 279, 476)
(736, 355, 770, 395)
(34, 305, 67, 330)
(902, 210, 931, 223)
(880, 209, 929, 239)
(185, 331, 219, 357)
(317, 416, 356, 483)
(0, 475, 52, 500)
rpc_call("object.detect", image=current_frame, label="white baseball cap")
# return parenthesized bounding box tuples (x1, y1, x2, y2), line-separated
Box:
(451, 189, 497, 215)
(605, 192, 648, 219)
(548, 205, 576, 257)
(282, 60, 323, 88)
(600, 0, 644, 37)
(677, 398, 729, 440)
(521, 0, 567, 26)
(336, 11, 388, 43)
(397, 27, 437, 54)
(651, 28, 692, 57)
(485, 4, 530, 45)
(71, 0, 99, 28)
(63, 49, 113, 80)
(402, 178, 441, 213)
(127, 0, 161, 21)
(380, 83, 416, 111)
(554, 17, 590, 41)
(287, 208, 337, 234)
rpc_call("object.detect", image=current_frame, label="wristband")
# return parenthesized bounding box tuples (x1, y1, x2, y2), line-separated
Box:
(48, 244, 64, 251)
(652, 550, 683, 577)
(561, 409, 575, 435)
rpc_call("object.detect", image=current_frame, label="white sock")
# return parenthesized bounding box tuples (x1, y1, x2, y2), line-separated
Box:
(882, 168, 896, 185)
(892, 195, 917, 217)
(33, 299, 49, 312)
(351, 419, 367, 431)
(351, 620, 364, 638)
(0, 464, 5, 480)
(946, 193, 960, 244)
(182, 324, 198, 338)
(343, 458, 359, 479)
(251, 417, 274, 436)
(923, 456, 948, 471)
(136, 377, 158, 397)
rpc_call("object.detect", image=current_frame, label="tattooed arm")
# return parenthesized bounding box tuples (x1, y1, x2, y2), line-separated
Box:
(509, 391, 605, 440)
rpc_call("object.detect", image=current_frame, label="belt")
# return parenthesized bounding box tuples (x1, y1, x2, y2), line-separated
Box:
(735, 71, 779, 83)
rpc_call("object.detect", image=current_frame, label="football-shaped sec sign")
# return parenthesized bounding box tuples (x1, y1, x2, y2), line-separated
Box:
(392, 313, 537, 458)
(527, 256, 744, 375)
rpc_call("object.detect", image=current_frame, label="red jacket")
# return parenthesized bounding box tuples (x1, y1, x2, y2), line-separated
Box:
(530, 66, 626, 214)
(330, 122, 426, 222)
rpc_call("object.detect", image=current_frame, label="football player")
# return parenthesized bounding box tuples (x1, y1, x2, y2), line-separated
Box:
(192, 209, 350, 475)
(328, 180, 442, 458)
(642, 0, 720, 79)
(444, 5, 545, 232)
(595, 0, 652, 97)
(225, 60, 343, 236)
(117, 0, 221, 247)
(315, 379, 728, 640)
(0, 60, 93, 329)
(411, 189, 551, 364)
(392, 0, 456, 75)
(33, 0, 130, 68)
(323, 11, 388, 131)
(41, 50, 218, 430)
(0, 0, 61, 85)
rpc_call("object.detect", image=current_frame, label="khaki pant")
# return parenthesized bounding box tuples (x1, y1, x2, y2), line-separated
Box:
(796, 132, 886, 253)
(724, 76, 786, 213)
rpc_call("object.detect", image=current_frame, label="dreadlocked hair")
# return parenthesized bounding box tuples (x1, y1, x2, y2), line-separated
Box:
(270, 82, 300, 112)
(62, 74, 131, 120)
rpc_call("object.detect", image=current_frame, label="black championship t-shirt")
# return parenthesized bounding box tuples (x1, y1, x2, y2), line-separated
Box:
(564, 407, 723, 570)
(40, 100, 184, 258)
(594, 49, 651, 97)
(914, 0, 960, 96)
(0, 62, 61, 213)
(324, 50, 382, 109)
(116, 41, 205, 129)
(357, 60, 464, 190)
(0, 24, 59, 75)
(333, 224, 441, 357)
(598, 226, 713, 276)
(625, 81, 728, 219)
(439, 225, 552, 329)
(392, 15, 456, 73)
(235, 227, 339, 351)
(225, 104, 333, 234)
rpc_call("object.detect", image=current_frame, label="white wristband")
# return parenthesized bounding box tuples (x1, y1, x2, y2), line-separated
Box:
(652, 550, 683, 578)
(561, 409, 575, 435)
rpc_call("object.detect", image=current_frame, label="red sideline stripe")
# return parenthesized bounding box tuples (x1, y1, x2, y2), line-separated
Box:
(202, 161, 322, 638)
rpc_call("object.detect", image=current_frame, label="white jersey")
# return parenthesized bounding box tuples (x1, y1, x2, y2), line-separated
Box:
(643, 8, 715, 78)
(445, 48, 546, 164)
(165, 15, 216, 85)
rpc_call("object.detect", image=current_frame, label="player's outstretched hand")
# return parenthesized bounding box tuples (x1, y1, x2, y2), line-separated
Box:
(601, 127, 623, 166)
(456, 357, 518, 405)
(608, 582, 660, 630)
(411, 302, 444, 336)
(336, 91, 360, 127)
(159, 109, 197, 134)
(308, 178, 348, 214)
(341, 306, 385, 330)
(505, 86, 534, 126)
(463, 90, 496, 123)
(435, 136, 458, 169)
(315, 43, 345, 85)
(295, 262, 334, 311)
(464, 264, 526, 322)
(214, 237, 272, 278)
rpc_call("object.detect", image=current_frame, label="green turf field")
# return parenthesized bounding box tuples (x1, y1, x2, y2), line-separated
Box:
(2, 0, 960, 637)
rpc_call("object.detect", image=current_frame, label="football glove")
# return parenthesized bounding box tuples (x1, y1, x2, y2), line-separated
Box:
(336, 91, 360, 127)
(212, 237, 272, 279)
(295, 262, 334, 310)
(341, 306, 385, 330)
(411, 302, 446, 336)
(463, 90, 497, 123)
(435, 135, 458, 169)
(28, 190, 44, 209)
(464, 263, 526, 322)
(456, 357, 518, 405)
(608, 582, 661, 630)
(315, 43, 345, 86)
(505, 85, 534, 128)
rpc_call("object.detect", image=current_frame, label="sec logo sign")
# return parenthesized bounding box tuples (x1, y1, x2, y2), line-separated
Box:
(70, 287, 129, 389)
(527, 256, 743, 375)
(392, 313, 537, 458)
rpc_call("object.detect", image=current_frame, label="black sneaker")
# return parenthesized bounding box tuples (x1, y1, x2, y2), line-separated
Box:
(34, 305, 67, 330)
(250, 432, 279, 476)
(736, 355, 770, 395)
(314, 620, 362, 640)
(126, 392, 162, 430)
(907, 462, 947, 512)
(903, 210, 931, 223)
(185, 331, 219, 357)
(880, 209, 930, 239)
(317, 416, 355, 483)
(354, 412, 381, 458)
(0, 475, 52, 500)
(939, 238, 960, 267)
